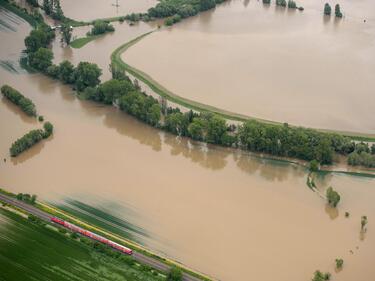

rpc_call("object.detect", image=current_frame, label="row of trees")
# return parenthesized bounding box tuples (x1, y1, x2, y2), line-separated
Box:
(147, 0, 226, 25)
(81, 69, 362, 166)
(324, 3, 343, 17)
(10, 122, 53, 157)
(46, 60, 102, 91)
(1, 85, 36, 116)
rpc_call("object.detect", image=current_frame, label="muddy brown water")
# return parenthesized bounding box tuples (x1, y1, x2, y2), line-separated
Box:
(59, 0, 158, 22)
(124, 0, 375, 134)
(0, 7, 375, 281)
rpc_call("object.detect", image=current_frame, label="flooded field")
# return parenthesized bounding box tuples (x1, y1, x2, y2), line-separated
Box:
(60, 0, 158, 22)
(0, 6, 375, 281)
(124, 0, 375, 134)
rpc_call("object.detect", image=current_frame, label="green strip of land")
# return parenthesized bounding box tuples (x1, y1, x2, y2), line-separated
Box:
(70, 35, 101, 48)
(112, 32, 375, 142)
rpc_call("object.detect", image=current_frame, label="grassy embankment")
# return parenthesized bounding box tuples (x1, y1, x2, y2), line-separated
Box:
(112, 32, 375, 143)
(0, 189, 211, 281)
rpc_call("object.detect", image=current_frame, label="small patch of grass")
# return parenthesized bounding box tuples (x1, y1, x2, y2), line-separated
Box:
(70, 35, 100, 49)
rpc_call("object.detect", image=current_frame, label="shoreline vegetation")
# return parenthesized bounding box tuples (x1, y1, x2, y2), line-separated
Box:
(0, 188, 211, 281)
(2, 0, 375, 172)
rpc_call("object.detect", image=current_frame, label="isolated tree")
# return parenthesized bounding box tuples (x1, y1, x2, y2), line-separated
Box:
(324, 3, 331, 15)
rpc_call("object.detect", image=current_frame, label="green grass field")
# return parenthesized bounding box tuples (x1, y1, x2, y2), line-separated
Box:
(0, 208, 165, 281)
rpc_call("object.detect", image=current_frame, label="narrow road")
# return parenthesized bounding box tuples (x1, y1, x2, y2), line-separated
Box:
(0, 194, 205, 281)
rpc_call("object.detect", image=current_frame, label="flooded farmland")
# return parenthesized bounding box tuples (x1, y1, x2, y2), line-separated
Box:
(0, 3, 375, 281)
(60, 0, 158, 22)
(124, 0, 375, 134)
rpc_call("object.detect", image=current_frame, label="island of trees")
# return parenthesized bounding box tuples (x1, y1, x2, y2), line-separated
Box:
(10, 122, 54, 157)
(1, 85, 37, 116)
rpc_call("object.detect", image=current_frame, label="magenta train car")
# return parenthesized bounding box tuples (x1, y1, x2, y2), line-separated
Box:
(51, 217, 133, 255)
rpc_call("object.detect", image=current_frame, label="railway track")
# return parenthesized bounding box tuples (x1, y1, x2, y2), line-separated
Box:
(0, 193, 205, 281)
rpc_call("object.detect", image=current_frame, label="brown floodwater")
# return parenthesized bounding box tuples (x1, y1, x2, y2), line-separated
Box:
(60, 0, 158, 22)
(1, 7, 375, 281)
(124, 0, 375, 134)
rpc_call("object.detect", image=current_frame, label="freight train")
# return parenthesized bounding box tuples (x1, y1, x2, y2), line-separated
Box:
(51, 217, 133, 255)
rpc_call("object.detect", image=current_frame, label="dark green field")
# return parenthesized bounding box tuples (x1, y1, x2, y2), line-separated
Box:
(0, 208, 164, 281)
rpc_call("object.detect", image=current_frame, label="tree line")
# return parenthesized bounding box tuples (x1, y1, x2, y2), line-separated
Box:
(10, 122, 53, 157)
(1, 85, 37, 116)
(148, 0, 226, 26)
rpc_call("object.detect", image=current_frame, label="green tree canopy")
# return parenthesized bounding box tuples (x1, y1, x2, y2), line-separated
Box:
(74, 62, 102, 91)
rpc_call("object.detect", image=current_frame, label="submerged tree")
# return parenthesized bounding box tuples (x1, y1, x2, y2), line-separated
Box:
(361, 216, 368, 231)
(61, 24, 72, 45)
(335, 4, 343, 18)
(326, 186, 340, 207)
(312, 270, 331, 281)
(335, 258, 344, 269)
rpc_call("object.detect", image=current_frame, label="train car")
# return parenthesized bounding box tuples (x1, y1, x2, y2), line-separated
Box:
(50, 217, 133, 255)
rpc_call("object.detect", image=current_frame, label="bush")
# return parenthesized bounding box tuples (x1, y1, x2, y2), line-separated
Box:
(1, 85, 37, 116)
(262, 0, 271, 3)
